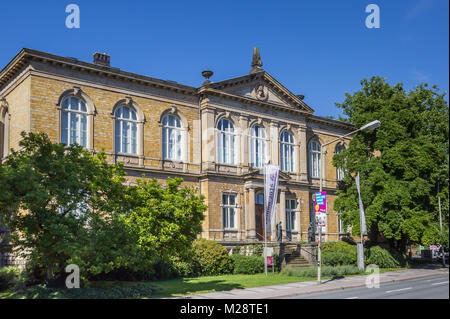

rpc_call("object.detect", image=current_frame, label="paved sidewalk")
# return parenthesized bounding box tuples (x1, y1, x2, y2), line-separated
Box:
(174, 267, 449, 299)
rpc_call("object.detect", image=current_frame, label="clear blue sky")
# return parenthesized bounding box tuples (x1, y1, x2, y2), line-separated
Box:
(1, 0, 448, 117)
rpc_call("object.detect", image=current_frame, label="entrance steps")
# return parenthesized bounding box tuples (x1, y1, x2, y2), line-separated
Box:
(283, 244, 314, 267)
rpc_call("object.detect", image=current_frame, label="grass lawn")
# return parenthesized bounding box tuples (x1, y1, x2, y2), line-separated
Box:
(150, 272, 315, 298)
(0, 268, 407, 299)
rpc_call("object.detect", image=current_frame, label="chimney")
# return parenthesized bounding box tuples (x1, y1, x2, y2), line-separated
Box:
(93, 52, 110, 67)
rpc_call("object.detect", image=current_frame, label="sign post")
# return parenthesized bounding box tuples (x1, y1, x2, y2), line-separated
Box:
(314, 191, 327, 284)
(264, 165, 279, 276)
(355, 172, 367, 271)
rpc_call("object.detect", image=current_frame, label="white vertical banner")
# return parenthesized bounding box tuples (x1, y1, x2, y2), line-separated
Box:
(355, 172, 367, 236)
(264, 164, 280, 236)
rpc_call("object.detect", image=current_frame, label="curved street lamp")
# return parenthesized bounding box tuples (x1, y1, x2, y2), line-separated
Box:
(317, 119, 381, 283)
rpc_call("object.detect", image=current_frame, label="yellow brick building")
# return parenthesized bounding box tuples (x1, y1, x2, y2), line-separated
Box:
(0, 48, 354, 246)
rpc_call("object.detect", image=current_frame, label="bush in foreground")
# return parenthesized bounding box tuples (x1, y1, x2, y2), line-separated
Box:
(191, 239, 233, 276)
(0, 267, 22, 291)
(231, 255, 264, 274)
(365, 246, 402, 268)
(321, 241, 357, 266)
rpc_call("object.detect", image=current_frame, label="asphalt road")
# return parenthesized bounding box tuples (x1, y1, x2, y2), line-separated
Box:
(283, 274, 449, 299)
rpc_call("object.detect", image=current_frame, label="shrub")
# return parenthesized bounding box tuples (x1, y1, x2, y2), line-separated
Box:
(322, 252, 355, 266)
(0, 267, 21, 291)
(281, 265, 362, 278)
(321, 241, 357, 266)
(365, 246, 401, 268)
(191, 239, 233, 276)
(231, 255, 264, 274)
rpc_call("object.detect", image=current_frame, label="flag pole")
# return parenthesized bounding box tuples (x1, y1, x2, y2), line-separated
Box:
(264, 165, 268, 276)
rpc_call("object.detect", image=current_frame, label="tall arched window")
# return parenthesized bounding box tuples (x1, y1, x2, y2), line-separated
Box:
(335, 143, 345, 181)
(217, 118, 235, 165)
(309, 140, 321, 178)
(162, 114, 182, 161)
(280, 130, 295, 172)
(61, 96, 88, 148)
(250, 125, 266, 168)
(115, 106, 138, 154)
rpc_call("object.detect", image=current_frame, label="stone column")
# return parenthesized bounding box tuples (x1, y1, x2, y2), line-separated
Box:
(298, 126, 308, 181)
(201, 108, 216, 171)
(138, 121, 145, 167)
(247, 187, 256, 240)
(269, 121, 279, 165)
(239, 115, 249, 171)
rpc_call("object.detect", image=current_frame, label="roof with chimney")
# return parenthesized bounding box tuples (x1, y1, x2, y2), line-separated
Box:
(0, 47, 354, 130)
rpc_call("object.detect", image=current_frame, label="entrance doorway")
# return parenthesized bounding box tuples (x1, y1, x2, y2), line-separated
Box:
(255, 193, 265, 241)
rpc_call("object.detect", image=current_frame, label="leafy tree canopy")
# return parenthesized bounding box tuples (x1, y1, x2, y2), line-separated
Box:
(0, 132, 206, 282)
(333, 77, 449, 248)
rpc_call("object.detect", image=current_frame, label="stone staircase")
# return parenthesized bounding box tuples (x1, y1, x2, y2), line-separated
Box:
(283, 244, 314, 267)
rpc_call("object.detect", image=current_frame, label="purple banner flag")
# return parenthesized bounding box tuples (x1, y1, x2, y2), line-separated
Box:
(264, 164, 279, 234)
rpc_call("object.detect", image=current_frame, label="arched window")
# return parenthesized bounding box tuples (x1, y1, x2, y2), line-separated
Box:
(335, 144, 345, 181)
(280, 130, 295, 172)
(250, 125, 266, 168)
(115, 106, 138, 154)
(217, 118, 235, 165)
(309, 140, 321, 178)
(61, 96, 88, 148)
(162, 114, 182, 161)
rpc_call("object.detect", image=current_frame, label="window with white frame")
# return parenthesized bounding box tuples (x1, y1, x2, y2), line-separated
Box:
(217, 118, 235, 165)
(250, 125, 266, 168)
(335, 143, 345, 181)
(286, 199, 297, 232)
(115, 106, 138, 155)
(280, 130, 295, 172)
(309, 140, 321, 178)
(61, 96, 88, 148)
(162, 114, 183, 161)
(222, 194, 237, 229)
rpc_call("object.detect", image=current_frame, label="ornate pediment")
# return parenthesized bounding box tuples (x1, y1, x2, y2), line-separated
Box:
(208, 71, 313, 113)
(205, 47, 314, 113)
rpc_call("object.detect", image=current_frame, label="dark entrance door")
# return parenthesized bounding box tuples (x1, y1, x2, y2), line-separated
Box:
(255, 193, 265, 241)
(255, 204, 265, 241)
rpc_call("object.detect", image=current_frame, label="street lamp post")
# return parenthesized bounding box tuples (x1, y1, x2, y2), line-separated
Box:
(317, 120, 380, 284)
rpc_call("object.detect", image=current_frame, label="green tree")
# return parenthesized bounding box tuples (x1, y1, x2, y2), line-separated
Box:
(122, 178, 207, 267)
(0, 132, 127, 281)
(333, 77, 449, 250)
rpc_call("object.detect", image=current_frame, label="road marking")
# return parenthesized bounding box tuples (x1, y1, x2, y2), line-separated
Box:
(346, 297, 359, 299)
(431, 281, 449, 286)
(385, 287, 412, 293)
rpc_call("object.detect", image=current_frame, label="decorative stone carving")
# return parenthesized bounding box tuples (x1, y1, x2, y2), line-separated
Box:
(252, 84, 269, 101)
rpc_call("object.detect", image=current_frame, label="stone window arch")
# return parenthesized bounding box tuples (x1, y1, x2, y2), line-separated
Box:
(308, 137, 322, 178)
(111, 97, 145, 165)
(280, 129, 295, 172)
(56, 87, 96, 151)
(159, 106, 189, 163)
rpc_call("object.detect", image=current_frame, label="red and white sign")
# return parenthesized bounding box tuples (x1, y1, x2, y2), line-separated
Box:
(267, 256, 273, 267)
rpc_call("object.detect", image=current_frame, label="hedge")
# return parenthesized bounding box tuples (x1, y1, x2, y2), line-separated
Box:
(365, 246, 403, 268)
(321, 241, 357, 266)
(191, 239, 233, 276)
(231, 255, 265, 274)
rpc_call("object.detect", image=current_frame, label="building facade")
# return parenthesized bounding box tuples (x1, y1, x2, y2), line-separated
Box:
(0, 48, 353, 246)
